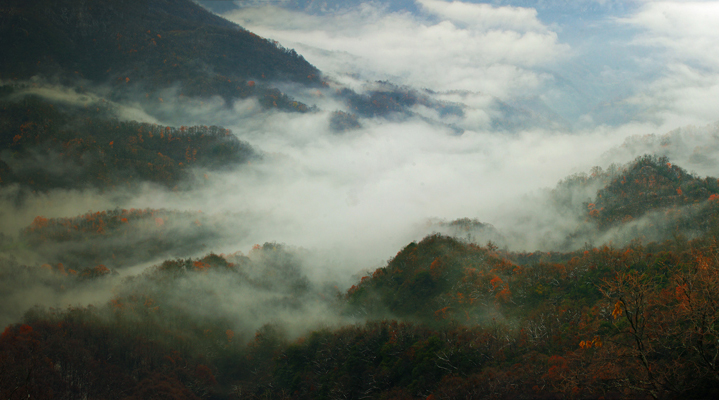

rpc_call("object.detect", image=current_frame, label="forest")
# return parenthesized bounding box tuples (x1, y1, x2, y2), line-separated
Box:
(3, 0, 719, 399)
(0, 87, 257, 192)
(3, 154, 719, 399)
(0, 0, 320, 111)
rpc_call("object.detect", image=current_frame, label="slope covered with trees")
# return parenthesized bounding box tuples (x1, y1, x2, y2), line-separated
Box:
(0, 89, 257, 192)
(3, 159, 719, 399)
(3, 2, 719, 398)
(4, 230, 719, 399)
(546, 155, 719, 249)
(0, 0, 321, 110)
(587, 155, 719, 228)
(18, 208, 237, 270)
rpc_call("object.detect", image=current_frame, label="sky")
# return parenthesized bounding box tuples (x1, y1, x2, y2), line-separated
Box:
(205, 0, 719, 127)
(3, 0, 719, 328)
(7, 0, 719, 264)
(7, 0, 719, 276)
(120, 0, 719, 262)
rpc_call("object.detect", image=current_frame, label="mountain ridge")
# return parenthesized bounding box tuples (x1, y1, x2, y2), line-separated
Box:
(0, 0, 321, 107)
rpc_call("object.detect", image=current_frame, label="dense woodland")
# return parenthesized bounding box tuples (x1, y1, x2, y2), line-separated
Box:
(0, 88, 257, 191)
(3, 0, 719, 399)
(19, 207, 238, 269)
(0, 0, 320, 111)
(3, 155, 719, 399)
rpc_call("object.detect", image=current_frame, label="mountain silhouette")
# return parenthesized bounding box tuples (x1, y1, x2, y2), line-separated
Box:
(0, 0, 321, 104)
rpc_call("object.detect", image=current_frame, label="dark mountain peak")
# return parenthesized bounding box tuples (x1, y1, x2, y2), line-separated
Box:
(1, 0, 321, 106)
(589, 155, 719, 227)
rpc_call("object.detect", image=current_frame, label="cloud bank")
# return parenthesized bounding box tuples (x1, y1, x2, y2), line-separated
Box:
(5, 0, 719, 328)
(617, 1, 719, 126)
(219, 0, 719, 128)
(224, 1, 568, 98)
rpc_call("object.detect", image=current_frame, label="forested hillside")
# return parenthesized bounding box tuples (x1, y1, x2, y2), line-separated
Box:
(0, 0, 320, 110)
(3, 0, 719, 399)
(0, 87, 257, 192)
(19, 208, 236, 269)
(3, 159, 719, 399)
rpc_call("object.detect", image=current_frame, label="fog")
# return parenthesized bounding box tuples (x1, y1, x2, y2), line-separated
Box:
(3, 0, 719, 331)
(224, 1, 568, 99)
(222, 0, 719, 127)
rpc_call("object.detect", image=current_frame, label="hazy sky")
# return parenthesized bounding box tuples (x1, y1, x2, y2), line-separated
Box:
(173, 0, 718, 264)
(212, 0, 719, 127)
(7, 0, 719, 274)
(3, 0, 719, 326)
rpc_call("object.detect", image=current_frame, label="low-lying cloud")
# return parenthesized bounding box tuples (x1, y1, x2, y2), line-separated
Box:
(614, 1, 719, 125)
(224, 1, 567, 98)
(220, 0, 719, 128)
(4, 0, 719, 330)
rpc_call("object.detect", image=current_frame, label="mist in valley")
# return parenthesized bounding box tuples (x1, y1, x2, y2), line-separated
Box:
(3, 0, 719, 341)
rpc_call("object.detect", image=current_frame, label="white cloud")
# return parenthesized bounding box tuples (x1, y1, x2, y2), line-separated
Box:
(617, 1, 719, 125)
(224, 1, 568, 98)
(417, 0, 547, 32)
(629, 63, 719, 125)
(621, 1, 719, 66)
(116, 102, 657, 260)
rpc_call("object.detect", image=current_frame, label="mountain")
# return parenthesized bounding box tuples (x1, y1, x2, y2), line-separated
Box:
(5, 222, 719, 399)
(0, 89, 258, 192)
(328, 82, 568, 134)
(589, 155, 719, 228)
(18, 208, 241, 270)
(0, 0, 320, 194)
(4, 2, 719, 399)
(0, 0, 321, 107)
(3, 159, 719, 399)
